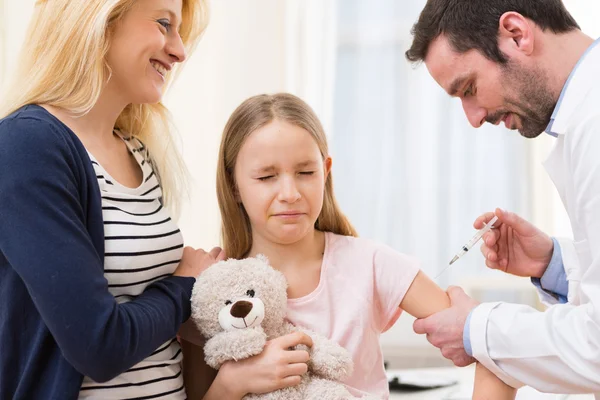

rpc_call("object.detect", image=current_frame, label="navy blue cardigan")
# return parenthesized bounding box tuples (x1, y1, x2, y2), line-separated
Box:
(0, 105, 195, 399)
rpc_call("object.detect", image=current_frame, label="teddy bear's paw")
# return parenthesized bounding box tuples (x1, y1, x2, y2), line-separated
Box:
(308, 341, 354, 381)
(204, 327, 267, 369)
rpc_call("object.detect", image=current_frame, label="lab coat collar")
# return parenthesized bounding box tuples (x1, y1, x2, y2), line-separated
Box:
(545, 37, 600, 137)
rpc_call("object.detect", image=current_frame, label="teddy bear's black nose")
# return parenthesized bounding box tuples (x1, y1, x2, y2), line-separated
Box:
(230, 300, 253, 319)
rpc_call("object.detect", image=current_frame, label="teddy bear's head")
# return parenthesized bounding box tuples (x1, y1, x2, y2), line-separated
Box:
(190, 255, 288, 339)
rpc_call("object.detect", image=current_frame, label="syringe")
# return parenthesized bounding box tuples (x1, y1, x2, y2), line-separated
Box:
(436, 216, 499, 279)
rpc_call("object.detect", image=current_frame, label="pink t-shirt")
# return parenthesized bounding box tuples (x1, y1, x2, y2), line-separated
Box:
(286, 232, 420, 399)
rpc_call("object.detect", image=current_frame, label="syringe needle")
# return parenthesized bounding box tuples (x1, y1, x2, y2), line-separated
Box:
(435, 264, 452, 279)
(437, 216, 499, 279)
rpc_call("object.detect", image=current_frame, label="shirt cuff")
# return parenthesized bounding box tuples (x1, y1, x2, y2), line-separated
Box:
(463, 310, 473, 357)
(531, 238, 568, 303)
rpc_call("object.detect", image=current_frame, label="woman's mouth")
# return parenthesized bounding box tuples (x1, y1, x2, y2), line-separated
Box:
(150, 60, 167, 78)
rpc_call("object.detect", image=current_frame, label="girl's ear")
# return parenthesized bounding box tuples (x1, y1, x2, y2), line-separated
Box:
(324, 156, 332, 179)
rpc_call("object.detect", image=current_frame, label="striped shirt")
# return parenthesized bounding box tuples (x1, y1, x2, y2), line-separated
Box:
(79, 135, 186, 399)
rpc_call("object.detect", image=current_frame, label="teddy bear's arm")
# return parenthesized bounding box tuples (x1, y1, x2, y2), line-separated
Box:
(283, 322, 353, 382)
(203, 326, 267, 370)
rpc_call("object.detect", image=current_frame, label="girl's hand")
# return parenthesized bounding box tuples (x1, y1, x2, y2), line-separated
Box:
(218, 332, 313, 397)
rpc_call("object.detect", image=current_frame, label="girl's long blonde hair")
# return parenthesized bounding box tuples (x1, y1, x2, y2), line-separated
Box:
(0, 0, 209, 217)
(217, 93, 357, 259)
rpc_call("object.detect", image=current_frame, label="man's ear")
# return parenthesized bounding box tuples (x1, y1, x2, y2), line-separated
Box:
(498, 11, 535, 57)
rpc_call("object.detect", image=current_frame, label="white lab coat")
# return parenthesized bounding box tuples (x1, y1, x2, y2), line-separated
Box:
(469, 38, 600, 397)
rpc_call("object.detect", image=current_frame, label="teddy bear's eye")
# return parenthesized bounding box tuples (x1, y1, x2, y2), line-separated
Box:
(224, 300, 232, 306)
(246, 289, 255, 298)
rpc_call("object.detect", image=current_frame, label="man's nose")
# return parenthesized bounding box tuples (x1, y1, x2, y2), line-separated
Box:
(461, 98, 486, 128)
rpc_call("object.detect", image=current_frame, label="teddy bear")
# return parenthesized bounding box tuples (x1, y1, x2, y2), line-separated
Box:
(190, 255, 379, 400)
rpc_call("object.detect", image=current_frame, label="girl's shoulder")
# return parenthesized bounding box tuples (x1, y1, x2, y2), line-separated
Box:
(325, 231, 419, 267)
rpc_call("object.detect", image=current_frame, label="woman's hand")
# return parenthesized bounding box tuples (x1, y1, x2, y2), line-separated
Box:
(173, 246, 226, 278)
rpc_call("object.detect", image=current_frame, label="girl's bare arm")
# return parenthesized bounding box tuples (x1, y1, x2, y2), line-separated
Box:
(399, 271, 517, 400)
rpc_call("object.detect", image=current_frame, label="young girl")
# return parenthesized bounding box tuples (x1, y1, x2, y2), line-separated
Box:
(181, 93, 516, 399)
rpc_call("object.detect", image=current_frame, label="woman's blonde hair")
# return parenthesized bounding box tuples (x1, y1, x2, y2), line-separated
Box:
(0, 0, 209, 217)
(217, 93, 357, 259)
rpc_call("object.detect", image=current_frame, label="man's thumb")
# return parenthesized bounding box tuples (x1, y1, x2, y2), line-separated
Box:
(496, 208, 531, 235)
(447, 286, 468, 303)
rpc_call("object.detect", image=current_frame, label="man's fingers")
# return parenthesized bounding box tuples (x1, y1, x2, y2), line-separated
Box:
(455, 355, 476, 368)
(447, 286, 468, 302)
(480, 243, 498, 262)
(474, 211, 500, 229)
(495, 208, 533, 236)
(485, 258, 504, 271)
(413, 317, 431, 335)
(483, 229, 500, 247)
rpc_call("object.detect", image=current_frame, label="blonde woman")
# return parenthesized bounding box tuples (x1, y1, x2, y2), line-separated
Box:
(0, 0, 225, 399)
(182, 93, 517, 399)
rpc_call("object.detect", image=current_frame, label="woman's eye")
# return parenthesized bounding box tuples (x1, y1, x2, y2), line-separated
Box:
(224, 300, 232, 306)
(246, 289, 255, 298)
(157, 19, 171, 32)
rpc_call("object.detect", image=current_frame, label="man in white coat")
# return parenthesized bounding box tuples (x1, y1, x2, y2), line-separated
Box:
(405, 0, 600, 396)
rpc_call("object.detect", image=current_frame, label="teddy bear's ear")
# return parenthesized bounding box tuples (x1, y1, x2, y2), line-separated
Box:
(256, 254, 270, 264)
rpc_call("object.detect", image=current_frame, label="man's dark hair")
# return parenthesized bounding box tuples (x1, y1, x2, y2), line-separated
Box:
(406, 0, 580, 64)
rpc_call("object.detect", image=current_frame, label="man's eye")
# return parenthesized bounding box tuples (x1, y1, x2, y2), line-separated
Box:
(464, 85, 475, 97)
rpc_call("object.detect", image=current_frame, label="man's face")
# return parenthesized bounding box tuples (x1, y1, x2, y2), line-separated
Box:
(424, 36, 557, 138)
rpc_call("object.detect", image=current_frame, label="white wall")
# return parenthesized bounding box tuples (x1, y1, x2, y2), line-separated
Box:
(165, 0, 288, 249)
(0, 1, 34, 88)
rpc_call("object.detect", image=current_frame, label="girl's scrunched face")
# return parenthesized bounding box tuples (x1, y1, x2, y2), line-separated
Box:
(234, 119, 331, 246)
(106, 0, 187, 105)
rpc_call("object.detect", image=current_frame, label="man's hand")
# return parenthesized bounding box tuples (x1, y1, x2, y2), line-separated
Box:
(413, 286, 479, 367)
(476, 208, 553, 278)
